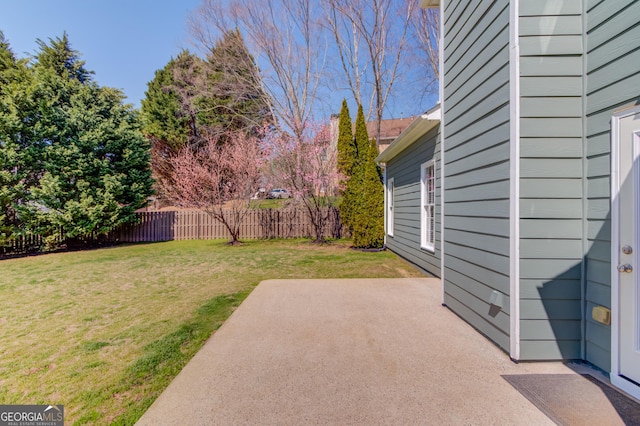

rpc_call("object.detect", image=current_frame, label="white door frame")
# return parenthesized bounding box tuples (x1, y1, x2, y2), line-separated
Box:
(610, 105, 640, 400)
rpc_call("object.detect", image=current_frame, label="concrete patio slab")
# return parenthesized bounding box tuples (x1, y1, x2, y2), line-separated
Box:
(136, 278, 634, 425)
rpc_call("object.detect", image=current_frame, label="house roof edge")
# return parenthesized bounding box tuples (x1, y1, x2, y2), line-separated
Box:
(376, 104, 441, 164)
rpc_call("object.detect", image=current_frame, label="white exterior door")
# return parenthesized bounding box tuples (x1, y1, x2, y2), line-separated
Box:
(612, 107, 640, 397)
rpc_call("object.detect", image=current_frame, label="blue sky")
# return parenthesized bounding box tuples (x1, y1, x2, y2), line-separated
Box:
(0, 0, 202, 108)
(0, 1, 436, 120)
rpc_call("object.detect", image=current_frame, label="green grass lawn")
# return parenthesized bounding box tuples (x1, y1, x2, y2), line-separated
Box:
(0, 239, 423, 425)
(250, 195, 341, 210)
(250, 197, 290, 209)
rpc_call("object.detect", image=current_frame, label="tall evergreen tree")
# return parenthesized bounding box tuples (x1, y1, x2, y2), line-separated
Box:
(34, 32, 93, 83)
(352, 138, 384, 248)
(201, 29, 273, 135)
(21, 85, 154, 244)
(339, 104, 384, 248)
(144, 32, 272, 146)
(169, 50, 206, 139)
(340, 104, 368, 233)
(0, 30, 16, 79)
(141, 53, 195, 186)
(0, 33, 154, 248)
(336, 99, 354, 177)
(142, 59, 191, 147)
(141, 32, 273, 202)
(0, 31, 23, 244)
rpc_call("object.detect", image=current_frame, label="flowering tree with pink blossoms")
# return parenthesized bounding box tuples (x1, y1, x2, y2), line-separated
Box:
(265, 124, 345, 243)
(160, 131, 264, 244)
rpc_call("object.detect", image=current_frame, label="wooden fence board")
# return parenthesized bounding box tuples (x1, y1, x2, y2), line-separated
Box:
(115, 207, 345, 243)
(1, 207, 347, 256)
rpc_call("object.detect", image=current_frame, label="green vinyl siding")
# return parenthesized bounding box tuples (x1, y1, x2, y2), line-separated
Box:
(520, 137, 582, 157)
(385, 127, 441, 276)
(435, 0, 640, 371)
(584, 0, 640, 372)
(520, 98, 582, 117)
(442, 0, 511, 352)
(517, 0, 584, 361)
(519, 16, 582, 36)
(520, 278, 581, 300)
(520, 0, 583, 16)
(519, 36, 583, 56)
(520, 340, 581, 359)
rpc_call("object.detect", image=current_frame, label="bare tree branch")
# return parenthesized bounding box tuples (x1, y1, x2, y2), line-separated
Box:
(160, 131, 265, 244)
(323, 0, 416, 147)
(263, 122, 344, 243)
(408, 6, 439, 97)
(190, 0, 325, 142)
(187, 0, 437, 147)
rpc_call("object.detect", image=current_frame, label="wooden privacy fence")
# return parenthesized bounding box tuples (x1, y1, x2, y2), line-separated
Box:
(114, 207, 345, 242)
(2, 233, 47, 255)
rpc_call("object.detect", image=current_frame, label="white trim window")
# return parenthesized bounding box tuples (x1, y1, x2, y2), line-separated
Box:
(421, 160, 435, 251)
(387, 177, 394, 236)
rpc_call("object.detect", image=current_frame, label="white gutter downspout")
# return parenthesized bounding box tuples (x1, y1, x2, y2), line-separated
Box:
(383, 166, 387, 246)
(508, 0, 521, 361)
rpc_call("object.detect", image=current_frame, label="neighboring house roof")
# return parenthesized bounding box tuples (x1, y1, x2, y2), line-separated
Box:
(326, 115, 416, 153)
(367, 117, 417, 146)
(376, 104, 441, 164)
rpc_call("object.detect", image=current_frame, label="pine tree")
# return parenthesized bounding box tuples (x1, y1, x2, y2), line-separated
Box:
(11, 34, 153, 247)
(340, 104, 384, 248)
(0, 31, 16, 79)
(145, 31, 273, 144)
(340, 104, 368, 234)
(336, 99, 354, 177)
(141, 33, 273, 204)
(34, 32, 92, 83)
(352, 137, 384, 248)
(141, 58, 191, 148)
(336, 99, 355, 230)
(202, 29, 273, 135)
(141, 53, 194, 185)
(0, 31, 23, 244)
(170, 50, 206, 139)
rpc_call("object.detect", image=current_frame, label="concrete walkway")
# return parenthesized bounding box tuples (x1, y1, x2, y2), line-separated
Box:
(136, 278, 632, 425)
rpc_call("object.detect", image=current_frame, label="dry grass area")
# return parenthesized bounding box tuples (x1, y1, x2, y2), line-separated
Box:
(0, 239, 423, 424)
